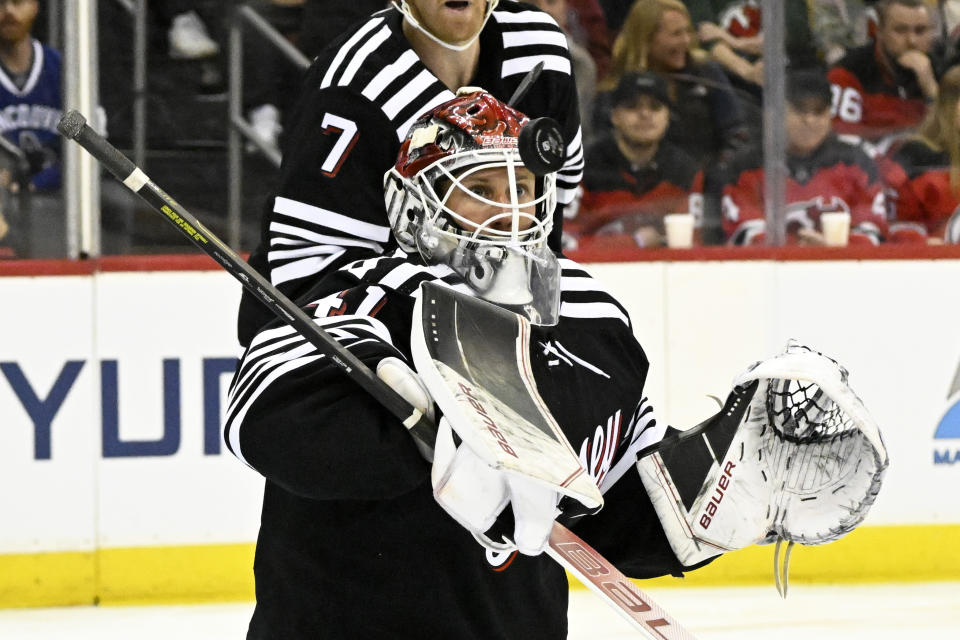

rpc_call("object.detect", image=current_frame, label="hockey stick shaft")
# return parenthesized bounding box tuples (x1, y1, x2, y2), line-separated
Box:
(56, 110, 435, 445)
(58, 111, 695, 640)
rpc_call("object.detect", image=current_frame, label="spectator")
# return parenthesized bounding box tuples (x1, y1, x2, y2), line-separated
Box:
(828, 0, 943, 147)
(880, 64, 960, 243)
(722, 70, 888, 245)
(570, 70, 703, 247)
(528, 0, 599, 140)
(690, 0, 817, 102)
(0, 0, 63, 258)
(0, 0, 137, 258)
(595, 0, 748, 166)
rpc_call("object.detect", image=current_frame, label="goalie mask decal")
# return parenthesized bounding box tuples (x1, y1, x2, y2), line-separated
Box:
(384, 90, 561, 325)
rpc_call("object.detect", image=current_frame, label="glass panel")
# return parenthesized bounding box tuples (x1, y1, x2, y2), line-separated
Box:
(565, 0, 958, 253)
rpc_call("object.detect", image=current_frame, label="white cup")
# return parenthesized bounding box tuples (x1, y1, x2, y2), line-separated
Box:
(820, 211, 851, 247)
(663, 213, 694, 249)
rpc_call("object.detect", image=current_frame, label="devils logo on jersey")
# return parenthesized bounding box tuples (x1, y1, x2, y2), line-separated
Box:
(785, 195, 851, 230)
(718, 1, 762, 39)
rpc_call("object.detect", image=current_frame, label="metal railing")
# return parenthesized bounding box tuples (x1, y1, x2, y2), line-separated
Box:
(111, 0, 149, 170)
(61, 0, 148, 258)
(63, 0, 100, 258)
(227, 3, 311, 248)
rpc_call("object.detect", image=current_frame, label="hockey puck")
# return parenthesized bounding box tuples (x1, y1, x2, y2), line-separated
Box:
(518, 117, 564, 176)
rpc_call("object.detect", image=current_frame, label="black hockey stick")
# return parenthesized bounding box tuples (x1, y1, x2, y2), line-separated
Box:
(56, 111, 435, 447)
(58, 111, 697, 640)
(507, 61, 544, 108)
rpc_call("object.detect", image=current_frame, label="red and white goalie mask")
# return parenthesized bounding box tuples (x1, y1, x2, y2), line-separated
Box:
(384, 90, 564, 325)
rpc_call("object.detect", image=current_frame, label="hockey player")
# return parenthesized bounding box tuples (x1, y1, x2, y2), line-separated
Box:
(236, 0, 585, 346)
(225, 89, 887, 639)
(228, 90, 652, 638)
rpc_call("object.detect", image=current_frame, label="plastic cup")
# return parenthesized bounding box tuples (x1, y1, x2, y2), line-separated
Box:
(820, 211, 851, 247)
(664, 213, 694, 249)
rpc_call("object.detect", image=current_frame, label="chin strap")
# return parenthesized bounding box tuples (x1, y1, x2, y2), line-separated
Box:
(393, 1, 498, 52)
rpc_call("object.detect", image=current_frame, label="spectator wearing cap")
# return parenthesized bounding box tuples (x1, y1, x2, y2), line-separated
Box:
(722, 69, 888, 246)
(568, 70, 704, 248)
(593, 0, 748, 165)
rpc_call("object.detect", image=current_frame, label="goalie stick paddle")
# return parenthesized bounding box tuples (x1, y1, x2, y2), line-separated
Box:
(59, 111, 697, 640)
(411, 281, 602, 510)
(413, 282, 698, 640)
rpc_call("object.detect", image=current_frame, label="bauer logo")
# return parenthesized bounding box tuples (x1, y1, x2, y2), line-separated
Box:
(933, 359, 960, 465)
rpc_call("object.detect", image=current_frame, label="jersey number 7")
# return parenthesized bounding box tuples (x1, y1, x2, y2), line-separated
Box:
(319, 113, 359, 178)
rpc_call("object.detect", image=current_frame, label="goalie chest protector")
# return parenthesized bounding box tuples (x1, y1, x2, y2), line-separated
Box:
(235, 253, 660, 640)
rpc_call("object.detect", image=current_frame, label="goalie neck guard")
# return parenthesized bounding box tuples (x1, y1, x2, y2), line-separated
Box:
(384, 90, 561, 325)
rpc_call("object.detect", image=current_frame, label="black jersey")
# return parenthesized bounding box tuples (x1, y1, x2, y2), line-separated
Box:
(225, 251, 693, 640)
(238, 4, 584, 347)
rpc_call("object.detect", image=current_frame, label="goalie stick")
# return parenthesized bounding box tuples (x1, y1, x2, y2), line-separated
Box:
(58, 110, 698, 640)
(57, 110, 435, 448)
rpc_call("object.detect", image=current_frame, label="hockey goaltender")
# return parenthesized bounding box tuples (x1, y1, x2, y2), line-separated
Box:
(223, 90, 888, 639)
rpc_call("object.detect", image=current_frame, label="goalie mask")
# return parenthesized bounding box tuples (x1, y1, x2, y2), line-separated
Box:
(384, 90, 563, 325)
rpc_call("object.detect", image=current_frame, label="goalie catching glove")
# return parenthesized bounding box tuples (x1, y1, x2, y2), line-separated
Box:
(637, 341, 889, 574)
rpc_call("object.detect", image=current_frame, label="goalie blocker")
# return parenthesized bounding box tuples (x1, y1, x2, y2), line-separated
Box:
(637, 341, 889, 570)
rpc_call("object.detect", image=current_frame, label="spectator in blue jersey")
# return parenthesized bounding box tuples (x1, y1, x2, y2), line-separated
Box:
(0, 0, 63, 258)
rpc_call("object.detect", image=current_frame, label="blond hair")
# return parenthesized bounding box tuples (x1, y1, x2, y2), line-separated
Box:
(917, 65, 960, 192)
(600, 0, 705, 91)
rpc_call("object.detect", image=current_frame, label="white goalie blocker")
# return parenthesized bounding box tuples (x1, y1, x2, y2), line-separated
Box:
(637, 340, 889, 579)
(411, 282, 602, 554)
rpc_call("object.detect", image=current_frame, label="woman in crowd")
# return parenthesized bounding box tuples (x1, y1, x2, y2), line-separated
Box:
(592, 0, 749, 165)
(881, 64, 960, 243)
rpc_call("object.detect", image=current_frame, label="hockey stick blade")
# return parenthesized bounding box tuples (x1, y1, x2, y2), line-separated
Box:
(507, 61, 545, 108)
(411, 281, 602, 509)
(56, 110, 436, 447)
